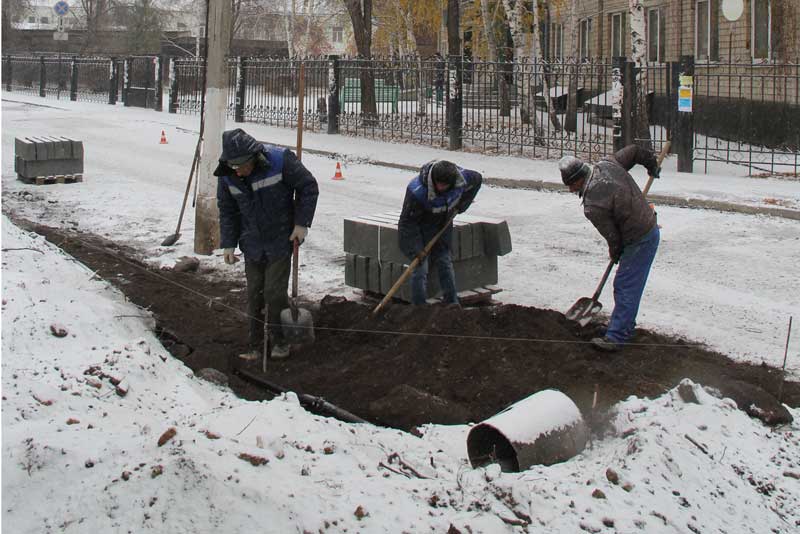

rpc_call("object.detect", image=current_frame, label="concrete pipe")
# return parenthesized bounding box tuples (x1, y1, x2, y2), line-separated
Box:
(467, 389, 588, 472)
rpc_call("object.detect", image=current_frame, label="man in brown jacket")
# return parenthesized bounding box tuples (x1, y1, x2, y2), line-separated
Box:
(560, 145, 661, 352)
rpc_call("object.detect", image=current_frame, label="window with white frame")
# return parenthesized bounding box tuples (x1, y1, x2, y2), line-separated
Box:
(579, 18, 592, 59)
(552, 23, 563, 59)
(647, 7, 665, 62)
(695, 0, 719, 61)
(696, 1, 709, 60)
(28, 15, 35, 23)
(332, 26, 343, 43)
(41, 16, 49, 24)
(611, 12, 624, 57)
(752, 0, 771, 60)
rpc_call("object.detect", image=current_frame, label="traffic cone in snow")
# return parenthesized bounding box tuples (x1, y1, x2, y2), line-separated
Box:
(332, 162, 344, 180)
(159, 130, 168, 144)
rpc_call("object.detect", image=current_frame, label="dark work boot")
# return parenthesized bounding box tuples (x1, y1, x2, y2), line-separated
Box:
(591, 336, 623, 353)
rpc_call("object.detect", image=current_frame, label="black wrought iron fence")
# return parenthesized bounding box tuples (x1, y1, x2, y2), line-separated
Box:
(5, 53, 799, 175)
(693, 60, 800, 175)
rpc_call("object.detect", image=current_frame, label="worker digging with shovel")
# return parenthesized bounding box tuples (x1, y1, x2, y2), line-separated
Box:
(215, 129, 319, 361)
(561, 144, 662, 353)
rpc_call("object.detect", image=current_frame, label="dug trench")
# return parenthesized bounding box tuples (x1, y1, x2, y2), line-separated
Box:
(13, 216, 799, 433)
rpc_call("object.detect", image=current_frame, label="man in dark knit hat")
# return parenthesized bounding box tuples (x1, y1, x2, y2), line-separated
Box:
(560, 145, 661, 352)
(398, 160, 482, 305)
(215, 128, 319, 361)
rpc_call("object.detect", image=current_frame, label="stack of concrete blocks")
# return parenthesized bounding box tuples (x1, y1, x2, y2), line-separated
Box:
(14, 137, 84, 185)
(344, 212, 512, 302)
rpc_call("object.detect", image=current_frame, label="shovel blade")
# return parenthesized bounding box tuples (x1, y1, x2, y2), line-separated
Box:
(161, 233, 180, 247)
(565, 297, 602, 325)
(280, 306, 315, 344)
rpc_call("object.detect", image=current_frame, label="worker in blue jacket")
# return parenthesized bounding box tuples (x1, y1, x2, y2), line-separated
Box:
(214, 129, 319, 360)
(398, 160, 482, 305)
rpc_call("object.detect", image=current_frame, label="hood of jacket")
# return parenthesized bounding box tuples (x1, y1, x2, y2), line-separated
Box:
(419, 160, 466, 202)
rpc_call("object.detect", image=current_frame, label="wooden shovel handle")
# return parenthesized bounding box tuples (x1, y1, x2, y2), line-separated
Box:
(641, 140, 671, 197)
(372, 210, 459, 315)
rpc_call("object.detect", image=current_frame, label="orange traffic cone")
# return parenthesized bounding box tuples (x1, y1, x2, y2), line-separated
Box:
(159, 130, 168, 144)
(332, 162, 344, 180)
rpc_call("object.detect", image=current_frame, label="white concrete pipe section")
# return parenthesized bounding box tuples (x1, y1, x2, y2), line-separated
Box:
(467, 389, 589, 472)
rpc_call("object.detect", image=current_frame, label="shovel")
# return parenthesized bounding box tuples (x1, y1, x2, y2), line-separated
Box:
(280, 239, 315, 344)
(566, 141, 671, 326)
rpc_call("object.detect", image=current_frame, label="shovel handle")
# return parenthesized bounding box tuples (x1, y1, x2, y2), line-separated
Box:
(372, 209, 459, 315)
(291, 239, 299, 300)
(641, 141, 671, 197)
(592, 259, 615, 301)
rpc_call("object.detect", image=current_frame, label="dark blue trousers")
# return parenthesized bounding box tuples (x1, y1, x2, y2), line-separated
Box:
(605, 225, 660, 343)
(411, 248, 458, 305)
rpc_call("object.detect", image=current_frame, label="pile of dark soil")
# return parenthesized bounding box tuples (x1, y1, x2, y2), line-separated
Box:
(12, 217, 799, 432)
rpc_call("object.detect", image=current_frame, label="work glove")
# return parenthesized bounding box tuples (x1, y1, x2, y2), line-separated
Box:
(288, 225, 308, 244)
(223, 248, 238, 265)
(456, 199, 471, 214)
(650, 166, 661, 179)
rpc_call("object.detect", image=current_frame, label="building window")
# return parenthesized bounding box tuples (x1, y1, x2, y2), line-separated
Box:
(647, 8, 665, 62)
(752, 0, 771, 60)
(579, 18, 592, 59)
(552, 23, 563, 59)
(28, 16, 36, 23)
(332, 26, 343, 43)
(611, 12, 624, 57)
(177, 22, 187, 29)
(695, 0, 719, 61)
(41, 16, 49, 24)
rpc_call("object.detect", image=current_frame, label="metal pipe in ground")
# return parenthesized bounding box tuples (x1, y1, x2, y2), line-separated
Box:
(467, 389, 588, 472)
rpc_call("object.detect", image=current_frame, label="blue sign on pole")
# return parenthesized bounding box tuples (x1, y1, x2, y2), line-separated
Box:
(53, 1, 69, 17)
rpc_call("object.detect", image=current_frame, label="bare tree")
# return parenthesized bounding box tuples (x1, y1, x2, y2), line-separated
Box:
(628, 0, 651, 148)
(1, 0, 32, 50)
(343, 0, 377, 118)
(531, 0, 561, 131)
(77, 0, 113, 53)
(479, 0, 510, 116)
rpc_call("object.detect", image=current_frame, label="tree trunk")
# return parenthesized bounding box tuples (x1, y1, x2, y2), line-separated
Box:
(531, 0, 561, 132)
(629, 0, 651, 149)
(564, 0, 579, 133)
(480, 0, 509, 116)
(501, 0, 528, 123)
(343, 0, 377, 121)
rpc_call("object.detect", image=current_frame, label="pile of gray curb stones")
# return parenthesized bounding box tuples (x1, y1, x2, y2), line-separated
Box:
(344, 212, 512, 303)
(15, 137, 84, 185)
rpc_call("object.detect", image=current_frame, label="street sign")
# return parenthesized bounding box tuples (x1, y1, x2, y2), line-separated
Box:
(53, 31, 69, 41)
(53, 1, 69, 17)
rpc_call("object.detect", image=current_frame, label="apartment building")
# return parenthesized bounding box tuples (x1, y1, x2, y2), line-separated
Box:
(544, 0, 798, 63)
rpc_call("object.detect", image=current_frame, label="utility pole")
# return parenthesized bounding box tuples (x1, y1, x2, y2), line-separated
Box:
(194, 0, 232, 255)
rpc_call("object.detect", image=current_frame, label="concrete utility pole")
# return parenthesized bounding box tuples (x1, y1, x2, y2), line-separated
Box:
(194, 0, 232, 255)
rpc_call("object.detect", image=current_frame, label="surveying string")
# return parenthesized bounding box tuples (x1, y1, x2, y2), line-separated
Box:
(58, 230, 700, 349)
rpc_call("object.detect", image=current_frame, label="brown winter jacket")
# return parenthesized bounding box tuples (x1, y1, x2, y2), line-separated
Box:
(580, 145, 659, 259)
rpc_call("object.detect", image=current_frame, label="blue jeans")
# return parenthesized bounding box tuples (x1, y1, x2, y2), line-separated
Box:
(605, 226, 660, 344)
(411, 248, 458, 305)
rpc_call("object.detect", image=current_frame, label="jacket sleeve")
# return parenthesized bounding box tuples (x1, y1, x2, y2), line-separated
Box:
(612, 144, 659, 176)
(281, 149, 319, 228)
(216, 177, 241, 249)
(398, 188, 425, 260)
(457, 170, 483, 213)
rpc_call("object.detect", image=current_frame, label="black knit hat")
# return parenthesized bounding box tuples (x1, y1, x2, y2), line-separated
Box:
(559, 155, 591, 185)
(430, 160, 460, 190)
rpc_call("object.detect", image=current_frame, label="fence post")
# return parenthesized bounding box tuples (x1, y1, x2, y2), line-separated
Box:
(123, 58, 131, 106)
(154, 56, 163, 112)
(69, 58, 78, 101)
(446, 54, 463, 150)
(675, 55, 695, 172)
(5, 57, 12, 92)
(39, 56, 46, 97)
(109, 58, 118, 105)
(327, 54, 340, 134)
(622, 59, 636, 148)
(168, 57, 178, 113)
(234, 56, 245, 122)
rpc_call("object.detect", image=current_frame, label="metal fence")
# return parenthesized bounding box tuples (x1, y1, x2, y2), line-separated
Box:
(693, 60, 800, 175)
(4, 53, 799, 175)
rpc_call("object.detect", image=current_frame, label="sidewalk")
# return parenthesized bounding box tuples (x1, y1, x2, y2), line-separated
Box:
(3, 92, 799, 219)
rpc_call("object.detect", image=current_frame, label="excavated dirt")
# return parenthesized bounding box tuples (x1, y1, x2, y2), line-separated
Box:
(11, 217, 799, 432)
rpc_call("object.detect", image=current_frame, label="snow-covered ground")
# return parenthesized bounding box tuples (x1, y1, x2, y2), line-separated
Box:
(2, 92, 800, 532)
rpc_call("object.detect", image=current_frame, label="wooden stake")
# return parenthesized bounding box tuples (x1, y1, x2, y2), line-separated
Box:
(777, 316, 793, 404)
